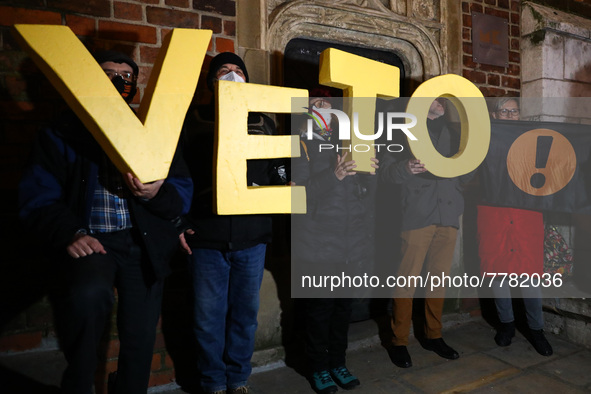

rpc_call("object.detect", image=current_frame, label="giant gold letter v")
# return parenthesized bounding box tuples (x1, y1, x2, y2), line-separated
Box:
(13, 25, 211, 182)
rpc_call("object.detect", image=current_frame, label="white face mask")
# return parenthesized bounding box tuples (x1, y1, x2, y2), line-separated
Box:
(312, 105, 332, 129)
(218, 71, 245, 83)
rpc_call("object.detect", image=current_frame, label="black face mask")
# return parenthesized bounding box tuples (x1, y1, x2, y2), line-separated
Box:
(111, 75, 137, 103)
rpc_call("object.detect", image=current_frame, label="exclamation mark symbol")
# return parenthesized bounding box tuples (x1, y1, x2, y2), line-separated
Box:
(530, 135, 553, 188)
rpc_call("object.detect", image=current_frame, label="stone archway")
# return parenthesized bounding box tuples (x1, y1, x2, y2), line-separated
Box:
(266, 0, 445, 90)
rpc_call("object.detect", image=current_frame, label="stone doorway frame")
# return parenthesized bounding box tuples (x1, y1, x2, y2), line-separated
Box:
(237, 0, 460, 92)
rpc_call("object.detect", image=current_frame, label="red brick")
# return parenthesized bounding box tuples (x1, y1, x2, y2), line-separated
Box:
(153, 331, 166, 350)
(510, 37, 519, 50)
(140, 45, 161, 65)
(223, 20, 235, 36)
(510, 24, 520, 37)
(510, 12, 519, 24)
(66, 14, 96, 37)
(193, 0, 236, 16)
(484, 0, 495, 5)
(462, 2, 469, 12)
(463, 27, 471, 41)
(161, 28, 173, 42)
(480, 86, 508, 97)
(487, 73, 500, 86)
(207, 39, 213, 52)
(202, 15, 222, 33)
(460, 297, 480, 311)
(510, 0, 520, 12)
(215, 37, 234, 53)
(164, 354, 175, 369)
(104, 338, 120, 359)
(0, 6, 61, 26)
(470, 3, 483, 13)
(498, 0, 510, 9)
(98, 21, 157, 44)
(501, 75, 520, 89)
(463, 42, 473, 55)
(0, 331, 42, 352)
(463, 55, 476, 68)
(462, 13, 472, 28)
(146, 7, 200, 28)
(114, 1, 143, 21)
(47, 0, 110, 17)
(151, 353, 162, 371)
(463, 69, 486, 84)
(479, 63, 506, 73)
(484, 8, 509, 20)
(166, 0, 190, 7)
(507, 64, 520, 76)
(137, 65, 152, 86)
(509, 50, 520, 63)
(148, 370, 175, 387)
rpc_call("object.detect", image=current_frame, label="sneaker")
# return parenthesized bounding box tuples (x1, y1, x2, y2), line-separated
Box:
(388, 345, 412, 368)
(530, 329, 553, 356)
(494, 321, 515, 347)
(229, 387, 248, 394)
(330, 365, 360, 389)
(422, 338, 459, 360)
(311, 370, 338, 394)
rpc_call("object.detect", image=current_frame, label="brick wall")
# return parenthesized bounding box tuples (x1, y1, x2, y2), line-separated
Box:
(0, 1, 236, 392)
(462, 0, 522, 97)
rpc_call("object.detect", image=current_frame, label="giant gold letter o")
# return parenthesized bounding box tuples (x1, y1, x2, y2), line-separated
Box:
(406, 74, 490, 178)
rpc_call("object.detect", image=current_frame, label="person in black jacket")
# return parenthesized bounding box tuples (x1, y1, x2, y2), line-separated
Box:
(380, 98, 469, 368)
(18, 51, 193, 394)
(291, 89, 378, 394)
(179, 52, 284, 394)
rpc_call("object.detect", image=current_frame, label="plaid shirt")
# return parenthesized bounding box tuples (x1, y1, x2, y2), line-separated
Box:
(88, 157, 132, 233)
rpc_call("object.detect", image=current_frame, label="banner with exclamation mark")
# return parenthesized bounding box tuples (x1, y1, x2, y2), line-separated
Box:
(506, 128, 576, 196)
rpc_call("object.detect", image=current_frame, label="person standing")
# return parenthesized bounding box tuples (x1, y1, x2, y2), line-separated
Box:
(380, 98, 469, 368)
(18, 50, 193, 394)
(179, 52, 284, 394)
(478, 97, 552, 356)
(291, 89, 378, 393)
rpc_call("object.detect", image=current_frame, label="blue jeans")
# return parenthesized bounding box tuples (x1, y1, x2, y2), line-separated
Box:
(492, 278, 544, 330)
(190, 244, 267, 392)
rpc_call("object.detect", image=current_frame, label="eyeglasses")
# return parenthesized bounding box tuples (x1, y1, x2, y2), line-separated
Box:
(497, 108, 520, 117)
(311, 99, 331, 109)
(102, 69, 137, 83)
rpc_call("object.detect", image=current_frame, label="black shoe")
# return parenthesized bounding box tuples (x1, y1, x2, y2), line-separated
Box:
(530, 329, 553, 356)
(494, 321, 515, 347)
(388, 345, 412, 368)
(423, 338, 459, 360)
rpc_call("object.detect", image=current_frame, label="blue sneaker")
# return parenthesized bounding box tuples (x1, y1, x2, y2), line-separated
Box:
(311, 370, 338, 393)
(330, 366, 360, 389)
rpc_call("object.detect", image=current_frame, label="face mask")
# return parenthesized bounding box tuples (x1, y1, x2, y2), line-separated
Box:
(312, 105, 332, 129)
(111, 76, 137, 103)
(218, 71, 245, 83)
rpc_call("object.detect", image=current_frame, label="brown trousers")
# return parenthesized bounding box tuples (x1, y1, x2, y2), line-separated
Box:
(391, 225, 458, 346)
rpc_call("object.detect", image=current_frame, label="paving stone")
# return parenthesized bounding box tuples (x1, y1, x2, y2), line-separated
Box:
(471, 371, 588, 393)
(398, 353, 517, 393)
(536, 349, 591, 387)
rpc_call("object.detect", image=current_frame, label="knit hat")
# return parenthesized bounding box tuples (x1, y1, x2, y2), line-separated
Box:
(93, 50, 139, 76)
(206, 52, 249, 91)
